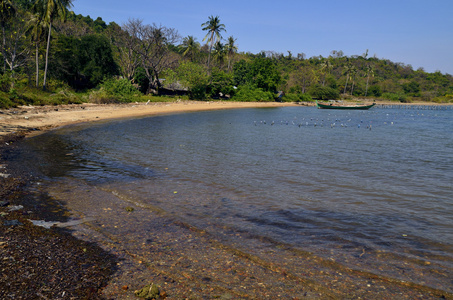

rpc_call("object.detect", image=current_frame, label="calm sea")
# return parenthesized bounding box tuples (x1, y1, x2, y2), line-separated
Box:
(17, 105, 453, 292)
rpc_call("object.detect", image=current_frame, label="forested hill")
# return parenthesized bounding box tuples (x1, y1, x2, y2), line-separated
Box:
(0, 1, 452, 108)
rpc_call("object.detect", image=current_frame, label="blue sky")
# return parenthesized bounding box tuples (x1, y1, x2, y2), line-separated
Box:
(71, 0, 453, 75)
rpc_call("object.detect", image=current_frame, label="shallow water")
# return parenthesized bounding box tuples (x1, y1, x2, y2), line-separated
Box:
(18, 106, 453, 292)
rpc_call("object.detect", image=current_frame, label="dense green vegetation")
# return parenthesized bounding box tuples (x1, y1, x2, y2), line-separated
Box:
(1, 1, 452, 108)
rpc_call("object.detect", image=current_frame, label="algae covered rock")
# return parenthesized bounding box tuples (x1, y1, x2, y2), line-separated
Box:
(134, 283, 160, 299)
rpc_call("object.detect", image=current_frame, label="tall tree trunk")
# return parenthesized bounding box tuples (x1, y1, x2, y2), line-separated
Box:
(35, 40, 39, 87)
(2, 24, 6, 72)
(207, 31, 214, 69)
(365, 75, 370, 97)
(343, 75, 349, 94)
(43, 22, 52, 90)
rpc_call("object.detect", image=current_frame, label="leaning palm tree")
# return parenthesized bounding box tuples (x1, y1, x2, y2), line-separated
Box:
(201, 15, 225, 69)
(181, 35, 200, 62)
(225, 36, 237, 72)
(0, 0, 16, 72)
(32, 0, 73, 90)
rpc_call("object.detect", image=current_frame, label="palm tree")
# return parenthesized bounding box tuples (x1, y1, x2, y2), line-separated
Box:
(343, 60, 353, 95)
(33, 0, 73, 90)
(350, 66, 358, 96)
(225, 36, 237, 71)
(27, 13, 46, 87)
(0, 0, 16, 72)
(212, 41, 226, 67)
(181, 35, 200, 62)
(364, 64, 374, 97)
(201, 15, 225, 69)
(320, 58, 333, 86)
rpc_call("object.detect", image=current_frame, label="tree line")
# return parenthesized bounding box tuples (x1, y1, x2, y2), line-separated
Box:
(0, 0, 452, 108)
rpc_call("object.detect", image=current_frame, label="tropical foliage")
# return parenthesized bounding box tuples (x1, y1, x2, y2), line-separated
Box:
(0, 3, 452, 108)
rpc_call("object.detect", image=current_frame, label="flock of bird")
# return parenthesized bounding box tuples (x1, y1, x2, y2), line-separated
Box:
(253, 117, 374, 129)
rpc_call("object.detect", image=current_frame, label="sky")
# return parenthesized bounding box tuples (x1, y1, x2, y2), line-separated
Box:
(71, 0, 453, 75)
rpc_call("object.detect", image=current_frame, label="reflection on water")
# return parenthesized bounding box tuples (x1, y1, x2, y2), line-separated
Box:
(20, 106, 453, 292)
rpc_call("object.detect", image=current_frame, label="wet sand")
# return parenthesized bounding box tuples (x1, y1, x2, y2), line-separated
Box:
(1, 100, 452, 299)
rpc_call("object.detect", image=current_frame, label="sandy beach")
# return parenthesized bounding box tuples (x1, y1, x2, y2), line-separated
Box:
(1, 100, 452, 299)
(1, 99, 449, 137)
(0, 100, 300, 136)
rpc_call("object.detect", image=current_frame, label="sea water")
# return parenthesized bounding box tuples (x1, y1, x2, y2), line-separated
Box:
(17, 106, 453, 292)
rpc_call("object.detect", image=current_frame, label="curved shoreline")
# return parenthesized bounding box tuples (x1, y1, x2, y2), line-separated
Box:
(0, 101, 299, 137)
(1, 99, 450, 137)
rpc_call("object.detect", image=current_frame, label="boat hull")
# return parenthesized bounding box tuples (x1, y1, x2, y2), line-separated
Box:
(316, 102, 375, 110)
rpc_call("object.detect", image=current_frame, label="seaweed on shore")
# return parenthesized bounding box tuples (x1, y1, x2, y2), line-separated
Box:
(0, 133, 119, 299)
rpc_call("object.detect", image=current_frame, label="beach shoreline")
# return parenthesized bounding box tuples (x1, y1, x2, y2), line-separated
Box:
(1, 99, 450, 137)
(1, 100, 452, 299)
(0, 100, 300, 137)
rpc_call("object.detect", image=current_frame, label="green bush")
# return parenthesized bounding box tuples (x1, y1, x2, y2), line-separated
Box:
(91, 78, 140, 103)
(281, 93, 312, 102)
(0, 73, 12, 92)
(382, 92, 407, 102)
(167, 62, 209, 100)
(280, 93, 299, 102)
(49, 90, 84, 105)
(232, 85, 275, 102)
(45, 79, 73, 92)
(368, 85, 382, 97)
(432, 94, 453, 103)
(208, 70, 234, 98)
(0, 93, 15, 108)
(308, 84, 340, 100)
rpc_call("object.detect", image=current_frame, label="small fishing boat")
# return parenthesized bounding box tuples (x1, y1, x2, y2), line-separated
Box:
(316, 100, 375, 110)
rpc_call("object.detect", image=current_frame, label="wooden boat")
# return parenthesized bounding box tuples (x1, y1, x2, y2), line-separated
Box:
(316, 100, 375, 110)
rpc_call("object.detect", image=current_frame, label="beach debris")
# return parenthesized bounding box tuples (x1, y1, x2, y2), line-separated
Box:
(8, 205, 23, 211)
(31, 217, 95, 229)
(134, 283, 160, 299)
(359, 248, 366, 258)
(30, 220, 59, 229)
(125, 206, 135, 212)
(0, 172, 11, 178)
